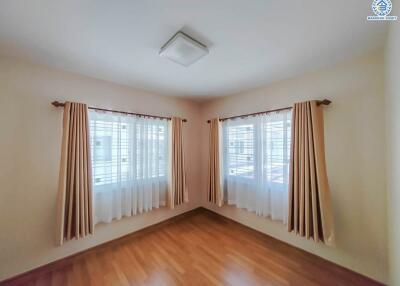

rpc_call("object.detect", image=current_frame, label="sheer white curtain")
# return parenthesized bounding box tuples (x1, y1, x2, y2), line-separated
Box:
(89, 111, 169, 224)
(222, 110, 291, 223)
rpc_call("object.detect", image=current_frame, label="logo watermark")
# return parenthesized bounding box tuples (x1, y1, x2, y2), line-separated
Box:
(367, 0, 398, 21)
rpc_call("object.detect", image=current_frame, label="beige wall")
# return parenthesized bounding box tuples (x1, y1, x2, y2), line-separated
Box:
(385, 3, 400, 285)
(200, 50, 388, 283)
(0, 56, 202, 281)
(0, 50, 390, 283)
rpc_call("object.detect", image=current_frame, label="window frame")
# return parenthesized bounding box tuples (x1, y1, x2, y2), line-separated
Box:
(222, 112, 291, 188)
(89, 112, 169, 190)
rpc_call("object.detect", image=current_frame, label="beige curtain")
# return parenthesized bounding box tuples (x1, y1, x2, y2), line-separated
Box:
(207, 118, 223, 206)
(56, 102, 93, 245)
(288, 101, 335, 246)
(168, 117, 188, 209)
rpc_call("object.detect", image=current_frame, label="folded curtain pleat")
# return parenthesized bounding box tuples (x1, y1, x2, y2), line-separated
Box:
(288, 100, 334, 245)
(56, 102, 93, 245)
(207, 118, 223, 206)
(168, 117, 188, 209)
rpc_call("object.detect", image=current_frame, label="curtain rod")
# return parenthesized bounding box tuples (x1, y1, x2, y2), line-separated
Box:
(51, 101, 187, 122)
(206, 99, 331, 123)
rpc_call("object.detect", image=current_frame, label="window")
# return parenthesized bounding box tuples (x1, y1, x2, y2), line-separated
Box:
(262, 114, 291, 185)
(222, 110, 291, 223)
(226, 123, 255, 179)
(89, 111, 169, 224)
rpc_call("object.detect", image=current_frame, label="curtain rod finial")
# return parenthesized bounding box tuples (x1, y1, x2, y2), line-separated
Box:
(52, 101, 65, 107)
(317, 99, 331, 106)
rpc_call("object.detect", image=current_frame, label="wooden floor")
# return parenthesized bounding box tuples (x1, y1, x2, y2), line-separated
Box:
(3, 208, 382, 286)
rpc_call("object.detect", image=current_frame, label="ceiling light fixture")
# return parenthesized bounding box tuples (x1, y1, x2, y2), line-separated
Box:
(159, 31, 208, 67)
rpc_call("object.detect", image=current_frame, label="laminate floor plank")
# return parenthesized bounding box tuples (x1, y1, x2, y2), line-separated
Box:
(2, 209, 383, 286)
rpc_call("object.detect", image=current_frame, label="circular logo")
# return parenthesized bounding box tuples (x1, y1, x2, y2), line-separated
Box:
(372, 0, 392, 16)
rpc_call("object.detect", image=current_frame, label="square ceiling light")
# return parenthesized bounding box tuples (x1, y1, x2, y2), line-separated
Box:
(159, 32, 208, 67)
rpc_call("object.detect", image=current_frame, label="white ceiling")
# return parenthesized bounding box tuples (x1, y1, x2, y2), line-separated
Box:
(0, 0, 388, 100)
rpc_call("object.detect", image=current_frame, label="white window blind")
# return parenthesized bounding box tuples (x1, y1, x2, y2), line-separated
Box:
(222, 110, 291, 223)
(226, 124, 255, 179)
(89, 111, 169, 224)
